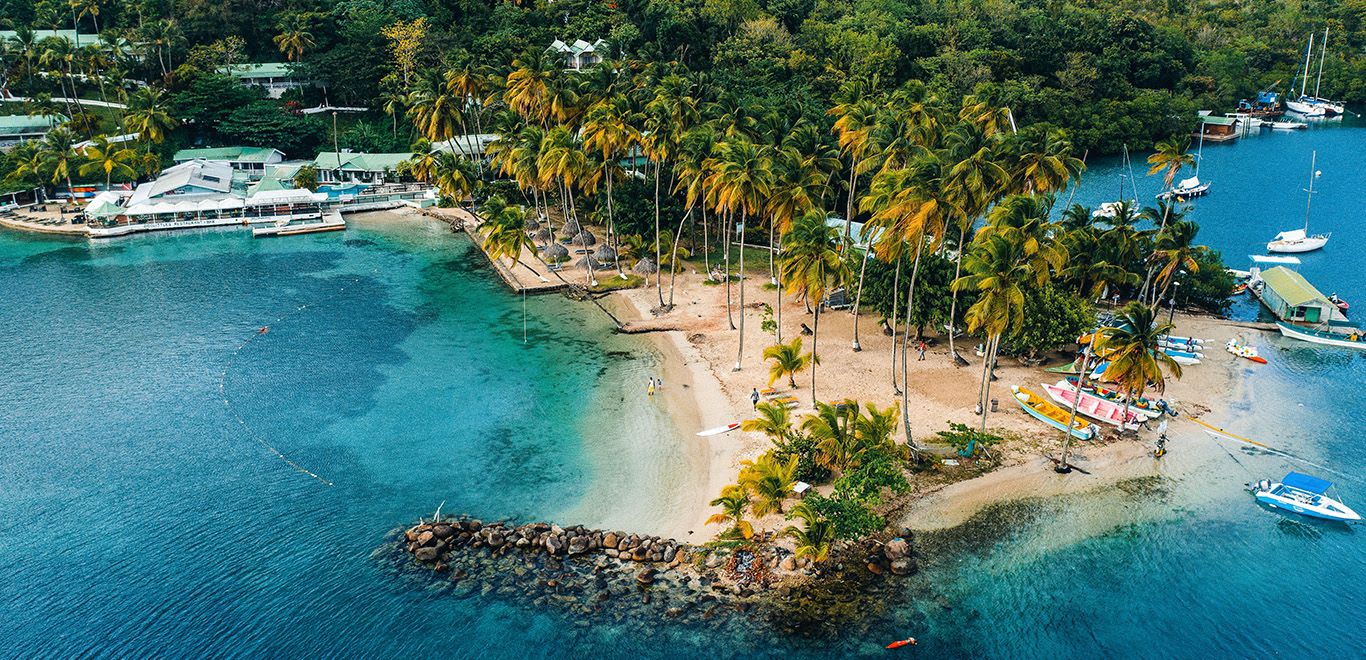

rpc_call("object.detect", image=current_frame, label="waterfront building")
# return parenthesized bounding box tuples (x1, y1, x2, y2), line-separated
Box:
(0, 114, 67, 148)
(173, 146, 287, 177)
(313, 152, 413, 184)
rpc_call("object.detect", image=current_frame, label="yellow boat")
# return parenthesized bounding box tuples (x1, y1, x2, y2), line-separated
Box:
(1011, 386, 1095, 440)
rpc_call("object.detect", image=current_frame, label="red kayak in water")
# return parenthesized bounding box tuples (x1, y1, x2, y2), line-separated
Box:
(886, 637, 917, 649)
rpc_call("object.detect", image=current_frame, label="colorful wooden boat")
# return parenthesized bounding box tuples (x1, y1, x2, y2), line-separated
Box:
(1042, 381, 1143, 429)
(1064, 377, 1162, 418)
(1276, 321, 1366, 350)
(1011, 386, 1095, 440)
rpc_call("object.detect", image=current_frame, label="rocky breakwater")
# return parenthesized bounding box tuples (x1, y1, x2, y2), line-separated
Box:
(389, 515, 921, 639)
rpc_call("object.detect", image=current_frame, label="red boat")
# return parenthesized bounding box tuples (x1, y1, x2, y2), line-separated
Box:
(886, 637, 917, 649)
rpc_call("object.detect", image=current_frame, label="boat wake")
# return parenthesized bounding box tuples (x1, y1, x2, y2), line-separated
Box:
(218, 301, 335, 487)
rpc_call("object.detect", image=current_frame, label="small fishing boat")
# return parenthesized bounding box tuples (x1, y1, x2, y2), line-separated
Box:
(1249, 472, 1360, 522)
(1044, 359, 1087, 375)
(1011, 386, 1095, 440)
(1268, 120, 1308, 130)
(1157, 338, 1203, 352)
(696, 422, 740, 437)
(1042, 381, 1143, 429)
(1267, 151, 1330, 253)
(1328, 293, 1349, 312)
(1276, 321, 1366, 350)
(1064, 376, 1163, 418)
(1161, 348, 1202, 365)
(1225, 339, 1267, 364)
(1232, 282, 1248, 295)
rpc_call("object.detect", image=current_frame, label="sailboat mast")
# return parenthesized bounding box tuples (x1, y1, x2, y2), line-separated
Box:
(1304, 151, 1316, 232)
(1314, 27, 1328, 99)
(1300, 33, 1315, 98)
(1194, 130, 1204, 177)
(1119, 145, 1127, 200)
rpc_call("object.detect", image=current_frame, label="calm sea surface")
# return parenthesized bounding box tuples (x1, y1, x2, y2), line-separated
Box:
(2, 120, 1363, 658)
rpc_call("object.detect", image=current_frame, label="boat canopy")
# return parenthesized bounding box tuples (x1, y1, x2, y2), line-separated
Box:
(1282, 472, 1332, 494)
(1250, 255, 1302, 265)
(1272, 229, 1307, 242)
(1178, 176, 1200, 189)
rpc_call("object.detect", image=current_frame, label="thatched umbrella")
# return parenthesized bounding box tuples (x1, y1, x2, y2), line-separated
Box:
(593, 244, 617, 263)
(633, 256, 658, 274)
(542, 242, 569, 262)
(533, 228, 553, 244)
(524, 216, 541, 232)
(559, 220, 582, 237)
(573, 230, 596, 247)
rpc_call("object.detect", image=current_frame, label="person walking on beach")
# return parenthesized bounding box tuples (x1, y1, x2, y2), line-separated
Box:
(917, 340, 927, 361)
(751, 388, 760, 409)
(647, 377, 655, 397)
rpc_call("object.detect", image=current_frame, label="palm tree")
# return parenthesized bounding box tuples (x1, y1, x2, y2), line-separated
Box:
(706, 485, 754, 539)
(431, 151, 474, 209)
(707, 138, 774, 371)
(738, 453, 798, 516)
(77, 136, 136, 188)
(537, 126, 593, 284)
(273, 13, 315, 64)
(1146, 136, 1194, 234)
(480, 196, 536, 273)
(801, 399, 860, 472)
(784, 502, 835, 563)
(1008, 128, 1084, 195)
(943, 120, 1011, 366)
(503, 53, 554, 124)
(954, 230, 1061, 433)
(124, 87, 175, 143)
(762, 337, 816, 388)
(741, 402, 793, 446)
(70, 0, 101, 39)
(1150, 219, 1205, 304)
(1096, 302, 1182, 427)
(38, 127, 79, 202)
(581, 97, 638, 275)
(779, 211, 850, 404)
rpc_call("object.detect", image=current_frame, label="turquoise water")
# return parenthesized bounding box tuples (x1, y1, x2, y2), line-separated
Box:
(3, 121, 1364, 657)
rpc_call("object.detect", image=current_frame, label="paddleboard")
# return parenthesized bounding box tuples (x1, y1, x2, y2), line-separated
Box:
(696, 422, 741, 437)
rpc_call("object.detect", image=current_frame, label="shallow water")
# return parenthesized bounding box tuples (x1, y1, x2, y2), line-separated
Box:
(3, 120, 1366, 657)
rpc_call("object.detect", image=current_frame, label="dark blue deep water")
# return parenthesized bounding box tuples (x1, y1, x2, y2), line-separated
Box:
(2, 121, 1364, 658)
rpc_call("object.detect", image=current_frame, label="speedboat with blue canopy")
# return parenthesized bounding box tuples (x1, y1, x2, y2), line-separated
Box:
(1249, 472, 1360, 522)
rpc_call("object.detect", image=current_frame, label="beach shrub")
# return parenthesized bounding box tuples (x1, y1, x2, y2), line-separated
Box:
(1003, 284, 1094, 358)
(936, 422, 1004, 456)
(1180, 249, 1235, 315)
(802, 492, 884, 541)
(772, 434, 832, 484)
(860, 252, 958, 336)
(834, 445, 910, 501)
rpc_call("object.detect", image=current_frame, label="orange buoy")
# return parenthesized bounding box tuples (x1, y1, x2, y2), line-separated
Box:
(258, 326, 269, 335)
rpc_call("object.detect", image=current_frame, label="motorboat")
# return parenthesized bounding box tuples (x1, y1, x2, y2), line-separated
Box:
(1328, 293, 1349, 312)
(1042, 381, 1143, 429)
(1277, 321, 1366, 350)
(1225, 339, 1267, 364)
(1267, 151, 1330, 253)
(1249, 472, 1360, 522)
(1268, 120, 1308, 130)
(1011, 386, 1095, 440)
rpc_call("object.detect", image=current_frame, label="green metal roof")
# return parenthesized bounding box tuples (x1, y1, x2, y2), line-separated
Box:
(1200, 116, 1237, 126)
(313, 152, 412, 172)
(0, 114, 66, 136)
(174, 146, 281, 162)
(1260, 266, 1328, 307)
(230, 63, 293, 79)
(0, 29, 100, 44)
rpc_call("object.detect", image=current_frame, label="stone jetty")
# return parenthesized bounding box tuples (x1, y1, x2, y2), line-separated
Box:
(390, 515, 920, 636)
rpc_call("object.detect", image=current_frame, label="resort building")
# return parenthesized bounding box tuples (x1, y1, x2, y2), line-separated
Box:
(230, 63, 306, 98)
(313, 151, 412, 184)
(173, 146, 286, 176)
(546, 39, 609, 70)
(0, 29, 101, 46)
(431, 134, 498, 158)
(0, 114, 67, 148)
(1252, 265, 1352, 329)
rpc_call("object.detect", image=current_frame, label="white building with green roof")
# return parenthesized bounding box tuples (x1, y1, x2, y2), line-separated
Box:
(229, 63, 306, 98)
(1254, 265, 1351, 329)
(0, 114, 67, 148)
(173, 146, 286, 176)
(313, 152, 413, 184)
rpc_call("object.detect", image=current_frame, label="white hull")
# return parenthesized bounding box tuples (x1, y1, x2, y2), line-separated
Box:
(1266, 235, 1329, 253)
(1255, 487, 1360, 522)
(1285, 100, 1327, 116)
(1277, 322, 1366, 350)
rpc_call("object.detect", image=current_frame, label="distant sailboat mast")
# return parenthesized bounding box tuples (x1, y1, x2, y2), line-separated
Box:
(1314, 27, 1328, 99)
(1299, 32, 1315, 98)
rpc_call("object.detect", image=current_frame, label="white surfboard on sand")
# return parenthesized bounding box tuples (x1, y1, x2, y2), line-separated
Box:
(696, 422, 740, 437)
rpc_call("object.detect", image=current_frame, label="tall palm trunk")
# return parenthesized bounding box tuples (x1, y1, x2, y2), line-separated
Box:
(946, 223, 967, 364)
(810, 302, 820, 406)
(654, 160, 664, 307)
(978, 333, 1002, 434)
(1058, 347, 1090, 470)
(606, 169, 622, 275)
(667, 205, 690, 308)
(701, 185, 711, 277)
(851, 246, 869, 351)
(900, 240, 925, 449)
(889, 252, 902, 395)
(734, 211, 748, 371)
(724, 210, 735, 330)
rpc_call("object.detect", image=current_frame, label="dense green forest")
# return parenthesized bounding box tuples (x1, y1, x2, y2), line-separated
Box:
(6, 0, 1366, 156)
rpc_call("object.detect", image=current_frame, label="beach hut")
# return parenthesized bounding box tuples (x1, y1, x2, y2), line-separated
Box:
(1254, 265, 1351, 328)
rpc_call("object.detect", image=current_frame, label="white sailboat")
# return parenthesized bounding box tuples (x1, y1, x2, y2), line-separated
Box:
(1287, 29, 1346, 116)
(1267, 151, 1330, 253)
(1093, 145, 1139, 219)
(1158, 131, 1210, 200)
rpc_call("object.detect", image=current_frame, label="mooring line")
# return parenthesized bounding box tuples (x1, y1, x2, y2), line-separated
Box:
(219, 272, 366, 487)
(1183, 416, 1353, 482)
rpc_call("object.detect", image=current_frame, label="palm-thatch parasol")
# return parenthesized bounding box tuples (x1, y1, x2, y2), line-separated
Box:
(559, 220, 582, 237)
(524, 216, 541, 232)
(593, 244, 617, 262)
(542, 242, 569, 262)
(573, 230, 597, 247)
(633, 256, 659, 274)
(533, 228, 553, 244)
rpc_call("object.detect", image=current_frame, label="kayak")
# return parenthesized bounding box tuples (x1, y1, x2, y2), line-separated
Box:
(886, 637, 917, 649)
(1226, 339, 1267, 364)
(696, 422, 740, 437)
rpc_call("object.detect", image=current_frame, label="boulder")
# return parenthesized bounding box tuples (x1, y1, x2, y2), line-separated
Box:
(890, 558, 914, 576)
(488, 533, 505, 547)
(636, 568, 657, 586)
(432, 525, 455, 540)
(779, 557, 796, 571)
(545, 535, 565, 555)
(567, 536, 589, 555)
(631, 547, 649, 562)
(662, 547, 678, 563)
(866, 562, 884, 575)
(416, 531, 435, 546)
(468, 520, 483, 532)
(414, 547, 439, 563)
(883, 538, 910, 560)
